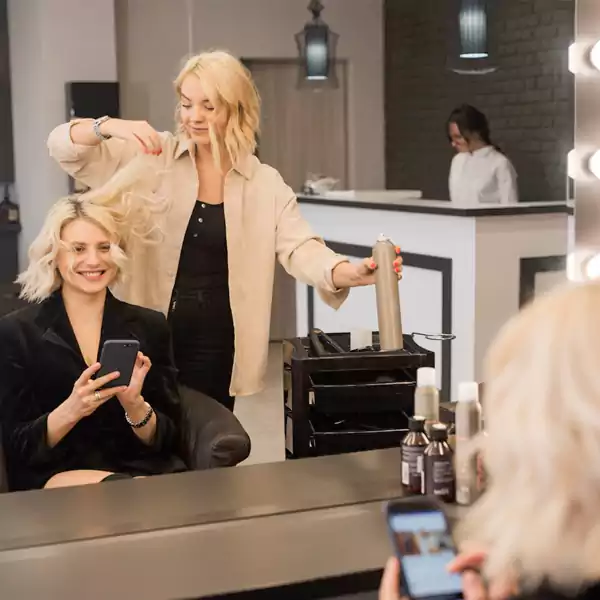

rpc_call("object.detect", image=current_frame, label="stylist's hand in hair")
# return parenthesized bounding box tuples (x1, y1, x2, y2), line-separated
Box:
(99, 118, 163, 155)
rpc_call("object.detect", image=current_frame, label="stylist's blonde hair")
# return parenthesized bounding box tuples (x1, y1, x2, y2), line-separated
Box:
(458, 281, 600, 591)
(18, 156, 166, 303)
(174, 50, 260, 170)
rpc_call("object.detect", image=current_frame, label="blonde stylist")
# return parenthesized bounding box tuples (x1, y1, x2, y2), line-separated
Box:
(48, 50, 403, 411)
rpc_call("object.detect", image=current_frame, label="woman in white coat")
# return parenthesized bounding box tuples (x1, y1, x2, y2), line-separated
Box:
(447, 104, 518, 205)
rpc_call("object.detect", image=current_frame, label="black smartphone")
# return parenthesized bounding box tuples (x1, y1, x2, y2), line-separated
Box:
(96, 339, 140, 389)
(386, 497, 463, 600)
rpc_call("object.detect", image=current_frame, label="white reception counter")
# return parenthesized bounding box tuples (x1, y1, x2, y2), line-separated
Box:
(275, 192, 570, 402)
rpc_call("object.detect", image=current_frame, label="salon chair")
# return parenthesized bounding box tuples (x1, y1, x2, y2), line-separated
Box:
(0, 385, 251, 493)
(0, 284, 252, 493)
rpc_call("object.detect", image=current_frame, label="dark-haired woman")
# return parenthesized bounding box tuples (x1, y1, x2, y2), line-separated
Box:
(447, 104, 518, 205)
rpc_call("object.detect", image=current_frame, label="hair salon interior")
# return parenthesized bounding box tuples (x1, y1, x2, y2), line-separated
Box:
(1, 0, 599, 599)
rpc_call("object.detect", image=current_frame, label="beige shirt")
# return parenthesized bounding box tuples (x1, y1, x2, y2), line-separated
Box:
(47, 122, 349, 396)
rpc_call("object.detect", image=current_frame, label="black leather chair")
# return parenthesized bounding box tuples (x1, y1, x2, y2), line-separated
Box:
(0, 384, 251, 492)
(0, 284, 252, 492)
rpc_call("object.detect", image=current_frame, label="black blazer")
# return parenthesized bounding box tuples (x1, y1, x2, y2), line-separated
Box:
(0, 290, 187, 491)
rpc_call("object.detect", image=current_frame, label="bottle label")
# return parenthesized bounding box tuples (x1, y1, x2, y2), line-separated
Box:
(401, 460, 409, 485)
(424, 455, 455, 502)
(402, 445, 426, 492)
(8, 207, 18, 223)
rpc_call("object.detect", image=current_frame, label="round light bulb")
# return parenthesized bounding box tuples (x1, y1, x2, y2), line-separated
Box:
(585, 253, 600, 280)
(591, 41, 600, 71)
(589, 151, 600, 179)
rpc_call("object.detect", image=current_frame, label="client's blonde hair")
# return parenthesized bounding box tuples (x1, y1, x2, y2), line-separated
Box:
(18, 156, 167, 303)
(174, 49, 260, 170)
(458, 281, 600, 591)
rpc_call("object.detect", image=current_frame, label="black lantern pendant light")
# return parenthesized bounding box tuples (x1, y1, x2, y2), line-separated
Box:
(459, 0, 489, 59)
(295, 0, 339, 87)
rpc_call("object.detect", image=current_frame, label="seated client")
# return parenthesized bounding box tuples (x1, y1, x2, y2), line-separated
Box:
(380, 281, 600, 600)
(0, 192, 187, 491)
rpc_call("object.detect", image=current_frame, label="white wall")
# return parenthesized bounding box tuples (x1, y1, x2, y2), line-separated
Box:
(116, 0, 385, 189)
(8, 0, 117, 264)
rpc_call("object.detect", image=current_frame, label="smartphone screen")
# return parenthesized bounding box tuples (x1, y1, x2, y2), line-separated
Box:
(389, 509, 463, 599)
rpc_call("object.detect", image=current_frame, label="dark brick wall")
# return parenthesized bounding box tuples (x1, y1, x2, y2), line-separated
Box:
(0, 0, 13, 182)
(384, 0, 574, 202)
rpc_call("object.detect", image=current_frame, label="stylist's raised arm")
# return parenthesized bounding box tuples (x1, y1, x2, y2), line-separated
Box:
(48, 49, 403, 417)
(47, 116, 165, 190)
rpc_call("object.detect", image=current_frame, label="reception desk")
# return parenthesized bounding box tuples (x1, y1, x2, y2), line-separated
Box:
(286, 193, 570, 402)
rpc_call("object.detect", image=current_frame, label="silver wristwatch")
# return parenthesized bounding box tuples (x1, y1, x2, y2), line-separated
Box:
(93, 115, 112, 141)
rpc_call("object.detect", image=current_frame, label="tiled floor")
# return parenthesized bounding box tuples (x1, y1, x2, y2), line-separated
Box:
(234, 343, 286, 465)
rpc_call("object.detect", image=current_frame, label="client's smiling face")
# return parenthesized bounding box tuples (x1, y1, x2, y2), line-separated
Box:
(56, 218, 118, 296)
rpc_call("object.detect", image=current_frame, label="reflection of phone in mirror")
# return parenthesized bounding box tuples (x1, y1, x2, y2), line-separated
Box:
(386, 497, 463, 600)
(96, 339, 140, 389)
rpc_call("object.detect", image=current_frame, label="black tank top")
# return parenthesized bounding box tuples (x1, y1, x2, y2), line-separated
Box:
(175, 201, 229, 290)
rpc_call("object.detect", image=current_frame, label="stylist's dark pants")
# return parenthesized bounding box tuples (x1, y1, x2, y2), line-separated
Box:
(169, 288, 236, 412)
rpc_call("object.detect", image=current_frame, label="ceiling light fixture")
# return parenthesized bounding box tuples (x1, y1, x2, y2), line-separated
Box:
(295, 0, 339, 88)
(459, 0, 489, 60)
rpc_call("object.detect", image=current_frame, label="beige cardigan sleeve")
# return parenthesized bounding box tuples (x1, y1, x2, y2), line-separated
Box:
(47, 120, 140, 189)
(274, 175, 349, 310)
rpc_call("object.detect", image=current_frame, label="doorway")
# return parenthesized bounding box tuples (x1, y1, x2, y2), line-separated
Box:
(246, 59, 350, 342)
(246, 59, 349, 192)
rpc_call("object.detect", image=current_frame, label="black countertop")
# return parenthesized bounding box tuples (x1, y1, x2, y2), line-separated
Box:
(297, 193, 572, 217)
(0, 449, 468, 599)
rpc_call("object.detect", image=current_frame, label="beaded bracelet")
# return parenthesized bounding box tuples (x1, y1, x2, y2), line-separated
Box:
(125, 403, 154, 429)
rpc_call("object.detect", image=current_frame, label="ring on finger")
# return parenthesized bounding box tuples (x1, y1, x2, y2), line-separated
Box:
(94, 390, 101, 402)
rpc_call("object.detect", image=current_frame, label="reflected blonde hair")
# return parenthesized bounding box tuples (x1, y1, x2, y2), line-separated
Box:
(174, 50, 260, 170)
(458, 281, 600, 591)
(18, 156, 167, 303)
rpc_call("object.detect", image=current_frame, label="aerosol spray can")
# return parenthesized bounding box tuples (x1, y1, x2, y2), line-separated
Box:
(455, 381, 482, 506)
(414, 367, 440, 437)
(372, 234, 403, 350)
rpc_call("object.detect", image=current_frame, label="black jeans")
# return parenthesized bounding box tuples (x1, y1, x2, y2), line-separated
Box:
(169, 287, 236, 411)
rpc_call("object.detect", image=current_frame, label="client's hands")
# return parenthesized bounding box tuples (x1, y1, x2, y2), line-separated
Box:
(378, 549, 517, 600)
(448, 550, 517, 600)
(379, 556, 403, 600)
(65, 363, 127, 421)
(116, 352, 152, 411)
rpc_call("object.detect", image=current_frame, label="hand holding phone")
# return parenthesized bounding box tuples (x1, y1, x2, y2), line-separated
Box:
(95, 339, 140, 390)
(386, 497, 463, 600)
(379, 556, 403, 600)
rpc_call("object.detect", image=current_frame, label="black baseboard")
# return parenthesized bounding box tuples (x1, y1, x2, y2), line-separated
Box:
(519, 255, 566, 308)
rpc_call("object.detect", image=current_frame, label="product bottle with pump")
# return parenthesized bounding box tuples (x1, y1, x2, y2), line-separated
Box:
(372, 234, 403, 350)
(423, 423, 455, 502)
(401, 416, 429, 494)
(414, 367, 439, 437)
(455, 381, 483, 506)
